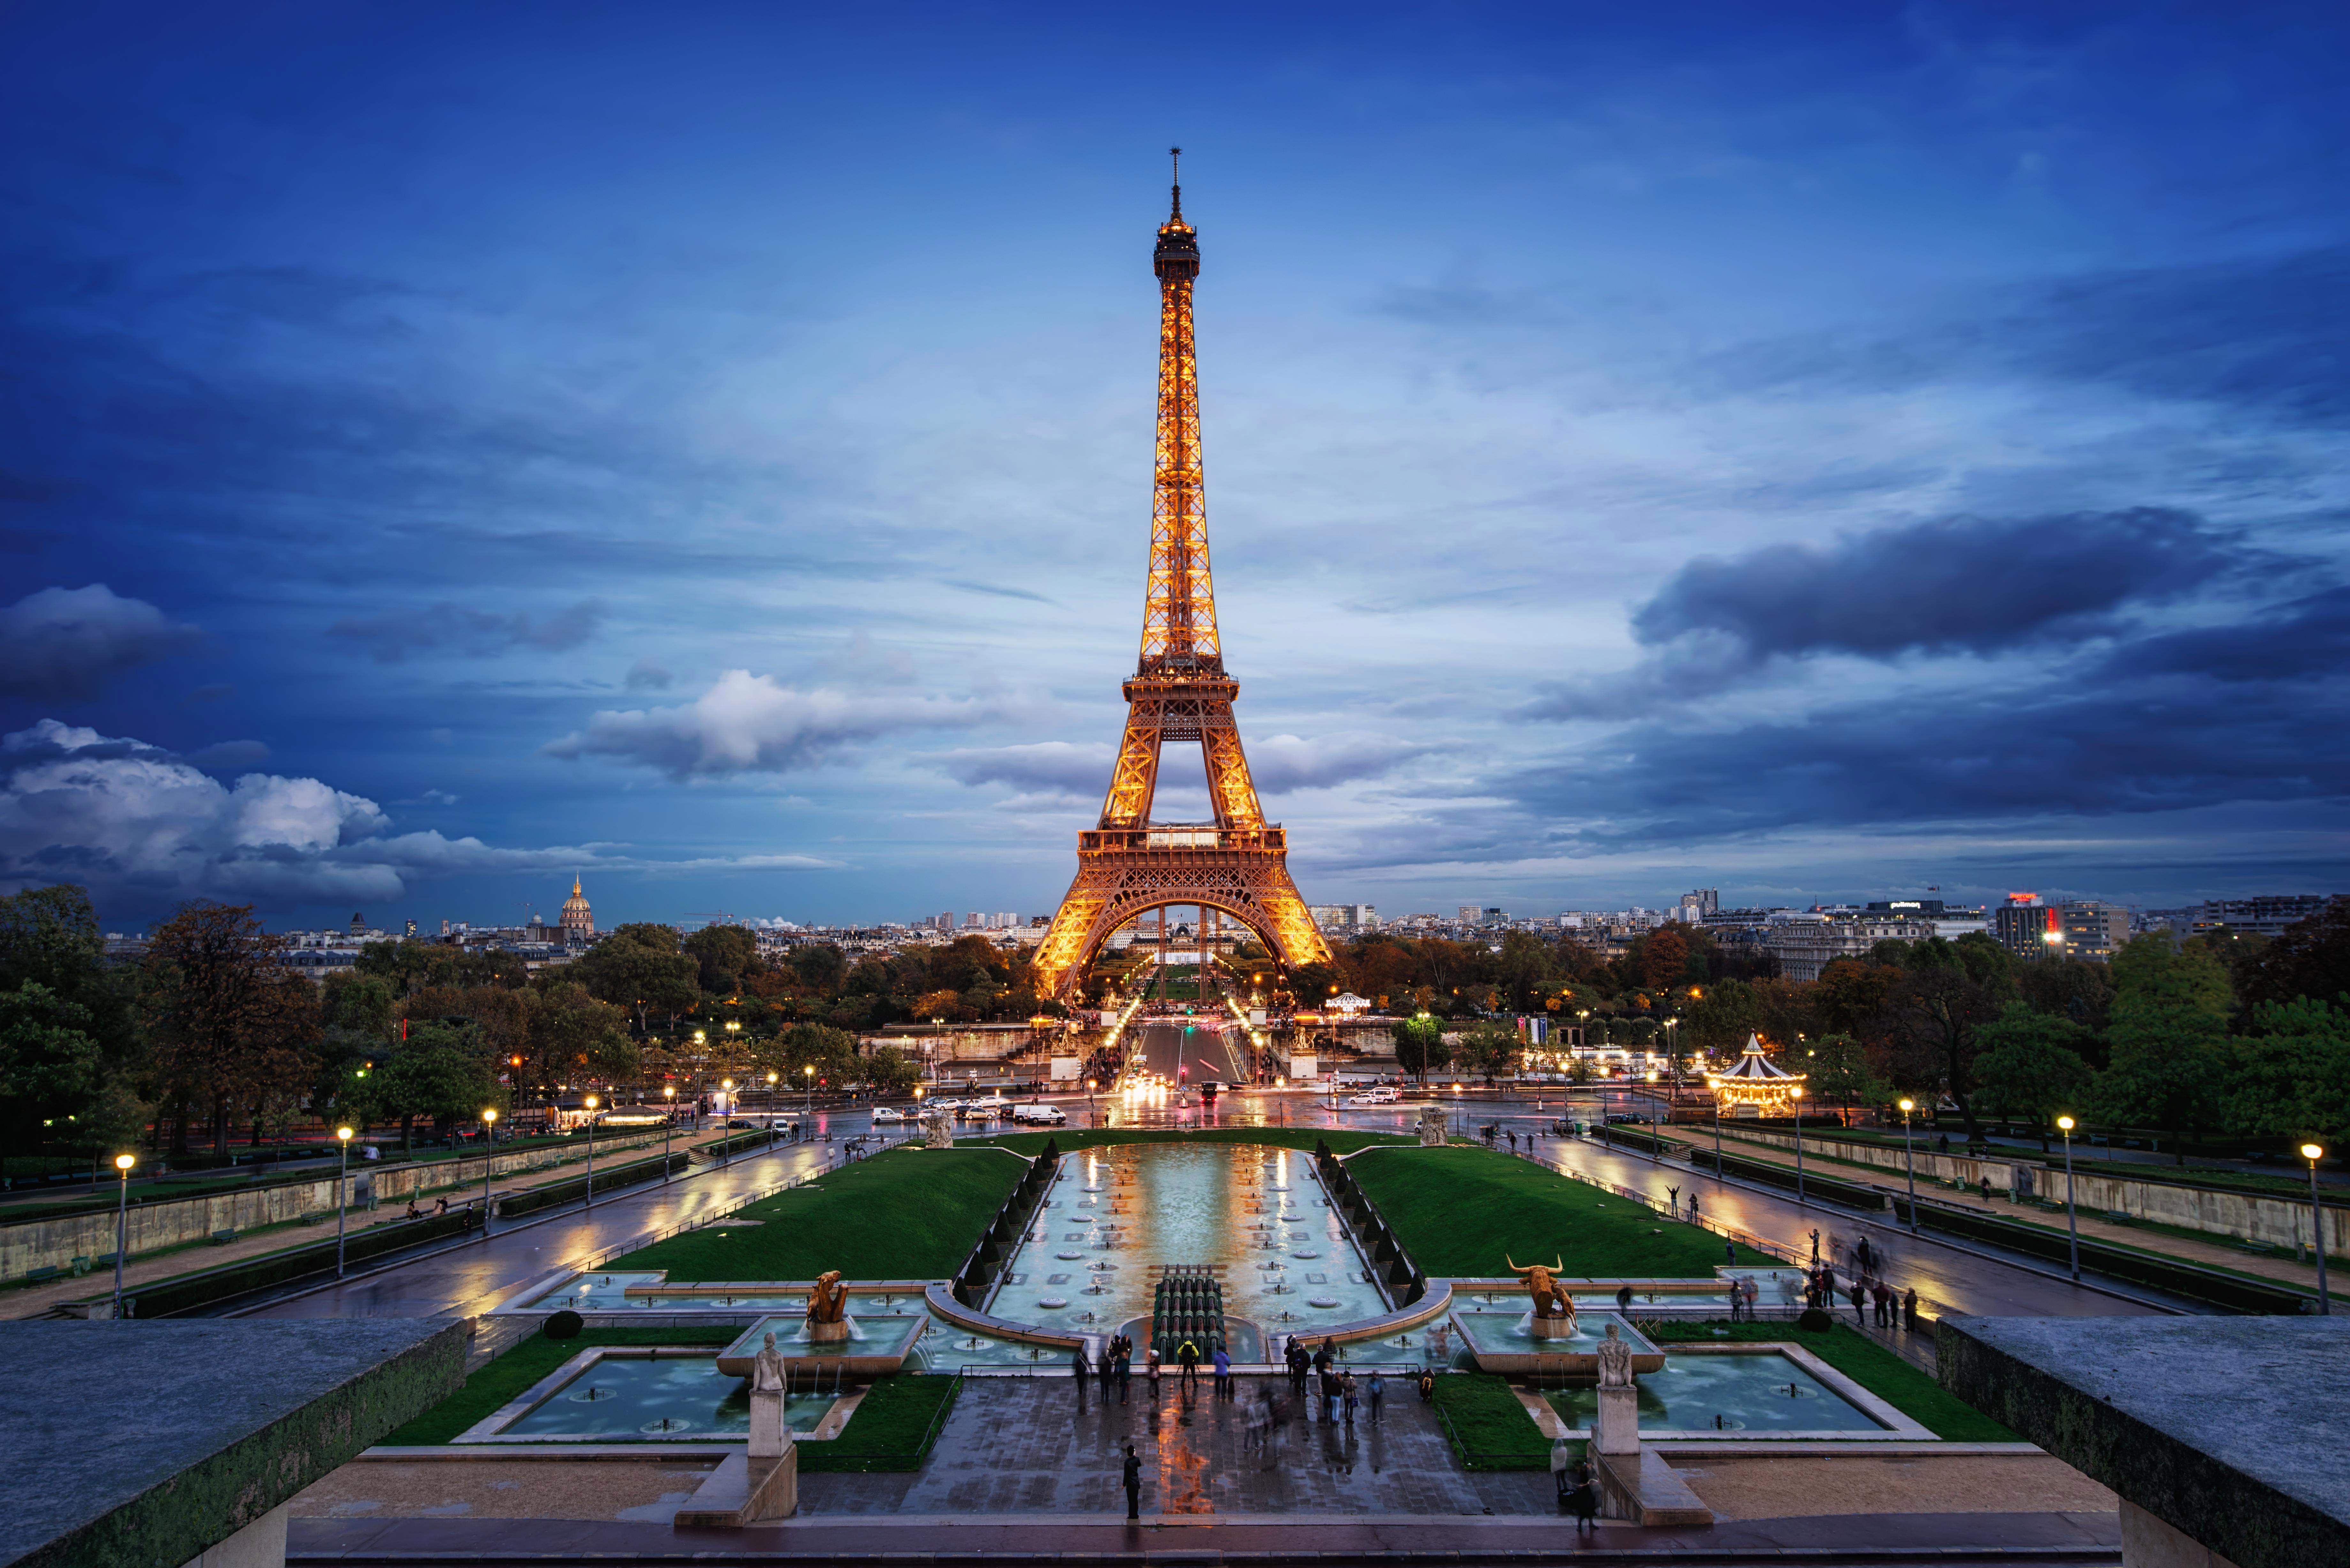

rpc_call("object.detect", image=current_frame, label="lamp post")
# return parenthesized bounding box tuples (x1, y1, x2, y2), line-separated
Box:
(2305, 1143, 2331, 1316)
(1898, 1097, 1920, 1236)
(663, 1085, 677, 1178)
(720, 1080, 735, 1163)
(480, 1108, 498, 1236)
(804, 1063, 815, 1116)
(1791, 1087, 1806, 1208)
(2057, 1115, 2081, 1281)
(335, 1126, 353, 1277)
(111, 1153, 135, 1316)
(582, 1095, 598, 1210)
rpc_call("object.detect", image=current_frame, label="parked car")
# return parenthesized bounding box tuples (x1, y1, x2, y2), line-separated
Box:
(1011, 1103, 1066, 1125)
(871, 1107, 905, 1125)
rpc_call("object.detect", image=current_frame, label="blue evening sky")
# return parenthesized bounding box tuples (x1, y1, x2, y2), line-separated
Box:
(3, 2, 2346, 931)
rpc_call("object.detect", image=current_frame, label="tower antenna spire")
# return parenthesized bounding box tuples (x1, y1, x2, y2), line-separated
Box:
(1169, 145, 1182, 222)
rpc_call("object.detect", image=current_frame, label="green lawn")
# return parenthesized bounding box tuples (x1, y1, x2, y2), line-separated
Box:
(1431, 1371, 1553, 1469)
(974, 1127, 1415, 1158)
(800, 1374, 961, 1472)
(606, 1146, 1026, 1282)
(380, 1325, 740, 1445)
(1346, 1145, 1773, 1278)
(1643, 1321, 2017, 1441)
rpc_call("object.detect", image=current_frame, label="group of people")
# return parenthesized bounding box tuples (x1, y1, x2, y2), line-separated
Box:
(1081, 1332, 1241, 1404)
(1278, 1335, 1385, 1425)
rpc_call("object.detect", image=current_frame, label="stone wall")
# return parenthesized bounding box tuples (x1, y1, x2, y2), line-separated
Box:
(1705, 1127, 2348, 1253)
(2, 1131, 666, 1278)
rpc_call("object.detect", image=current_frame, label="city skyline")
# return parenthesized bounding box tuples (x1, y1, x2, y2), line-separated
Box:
(4, 4, 2347, 931)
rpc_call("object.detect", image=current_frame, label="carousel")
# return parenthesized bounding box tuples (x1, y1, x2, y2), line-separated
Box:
(1706, 1033, 1806, 1118)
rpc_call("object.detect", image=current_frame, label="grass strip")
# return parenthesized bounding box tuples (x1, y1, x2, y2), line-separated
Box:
(1431, 1371, 1551, 1470)
(379, 1325, 739, 1445)
(607, 1146, 1024, 1283)
(1347, 1145, 1774, 1278)
(798, 1374, 962, 1472)
(1642, 1321, 2017, 1441)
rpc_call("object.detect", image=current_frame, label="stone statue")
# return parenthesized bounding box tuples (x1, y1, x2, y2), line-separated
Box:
(1417, 1104, 1448, 1147)
(1596, 1320, 1634, 1388)
(753, 1331, 788, 1392)
(1506, 1254, 1573, 1320)
(922, 1104, 955, 1148)
(805, 1271, 849, 1324)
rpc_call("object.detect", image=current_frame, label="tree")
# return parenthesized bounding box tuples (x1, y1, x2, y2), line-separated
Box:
(2094, 937, 2232, 1162)
(2224, 996, 2350, 1148)
(1454, 1021, 1520, 1085)
(1802, 1033, 1890, 1122)
(141, 902, 320, 1156)
(1951, 931, 2015, 988)
(320, 971, 398, 1041)
(1391, 1013, 1448, 1082)
(684, 925, 760, 997)
(571, 925, 698, 1033)
(754, 1022, 860, 1089)
(787, 942, 848, 993)
(911, 988, 966, 1023)
(1814, 958, 1897, 1035)
(1637, 926, 1694, 993)
(2240, 901, 2350, 1014)
(0, 885, 140, 1169)
(1879, 968, 2001, 1141)
(1969, 1003, 2095, 1149)
(2015, 959, 2118, 1041)
(369, 1021, 504, 1151)
(1684, 978, 1758, 1055)
(528, 982, 639, 1084)
(865, 1044, 921, 1098)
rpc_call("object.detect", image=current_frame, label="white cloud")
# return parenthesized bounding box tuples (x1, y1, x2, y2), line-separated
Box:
(545, 669, 1015, 779)
(0, 720, 847, 905)
(1243, 733, 1422, 794)
(0, 585, 201, 699)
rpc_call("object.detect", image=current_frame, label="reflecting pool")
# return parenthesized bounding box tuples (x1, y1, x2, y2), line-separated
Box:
(502, 1354, 835, 1438)
(1545, 1351, 1888, 1434)
(985, 1144, 1390, 1355)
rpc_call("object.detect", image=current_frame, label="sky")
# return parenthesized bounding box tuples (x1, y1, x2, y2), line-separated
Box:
(3, 2, 2347, 933)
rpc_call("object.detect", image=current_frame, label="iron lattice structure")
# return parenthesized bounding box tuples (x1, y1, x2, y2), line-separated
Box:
(1031, 156, 1332, 1001)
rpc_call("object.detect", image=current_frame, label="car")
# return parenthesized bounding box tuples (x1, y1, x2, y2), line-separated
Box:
(726, 1118, 756, 1128)
(871, 1107, 905, 1124)
(1011, 1103, 1066, 1125)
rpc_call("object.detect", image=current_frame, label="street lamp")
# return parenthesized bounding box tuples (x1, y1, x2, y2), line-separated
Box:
(335, 1126, 354, 1277)
(720, 1080, 735, 1164)
(663, 1085, 677, 1180)
(2305, 1143, 2331, 1316)
(1898, 1098, 1920, 1236)
(582, 1095, 598, 1210)
(111, 1153, 135, 1316)
(804, 1063, 815, 1114)
(2057, 1116, 2081, 1281)
(480, 1108, 498, 1236)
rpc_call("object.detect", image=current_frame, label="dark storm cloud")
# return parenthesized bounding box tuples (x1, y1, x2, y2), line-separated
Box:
(1632, 507, 2248, 658)
(328, 600, 605, 663)
(1705, 246, 2350, 431)
(0, 584, 201, 698)
(2112, 585, 2350, 685)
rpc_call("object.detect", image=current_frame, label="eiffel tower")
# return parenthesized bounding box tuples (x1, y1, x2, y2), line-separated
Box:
(1031, 153, 1333, 1001)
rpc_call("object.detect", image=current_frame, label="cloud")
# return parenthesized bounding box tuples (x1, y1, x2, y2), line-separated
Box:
(186, 740, 270, 769)
(0, 720, 844, 905)
(934, 733, 1420, 800)
(937, 741, 1114, 794)
(624, 659, 673, 691)
(0, 584, 201, 699)
(1246, 734, 1422, 793)
(1632, 507, 2249, 659)
(327, 600, 604, 662)
(544, 670, 1014, 779)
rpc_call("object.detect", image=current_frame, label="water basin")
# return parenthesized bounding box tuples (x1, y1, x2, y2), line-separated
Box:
(503, 1354, 835, 1438)
(1545, 1350, 1890, 1434)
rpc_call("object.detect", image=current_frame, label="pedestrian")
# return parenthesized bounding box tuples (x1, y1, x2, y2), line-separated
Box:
(1742, 1278, 1759, 1319)
(1728, 1282, 1743, 1322)
(1856, 1236, 1873, 1275)
(1569, 1459, 1599, 1529)
(1286, 1339, 1306, 1392)
(1550, 1438, 1572, 1508)
(1688, 1192, 1701, 1222)
(1212, 1344, 1231, 1398)
(1979, 1175, 1992, 1202)
(1123, 1443, 1142, 1520)
(1667, 1185, 1679, 1217)
(1116, 1341, 1132, 1404)
(1809, 1228, 1821, 1263)
(1177, 1338, 1200, 1388)
(1341, 1369, 1358, 1424)
(1417, 1369, 1436, 1403)
(1847, 1279, 1865, 1325)
(1320, 1366, 1342, 1424)
(1073, 1344, 1090, 1404)
(1615, 1283, 1634, 1313)
(1724, 1238, 1736, 1266)
(1902, 1286, 1919, 1331)
(1147, 1344, 1161, 1392)
(1873, 1282, 1891, 1326)
(1366, 1370, 1385, 1423)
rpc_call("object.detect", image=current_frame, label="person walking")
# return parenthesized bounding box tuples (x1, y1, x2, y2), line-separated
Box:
(1724, 1238, 1736, 1266)
(1341, 1369, 1359, 1425)
(1742, 1277, 1759, 1319)
(1073, 1344, 1091, 1406)
(1688, 1191, 1701, 1223)
(1569, 1459, 1599, 1530)
(1123, 1443, 1142, 1520)
(1728, 1281, 1743, 1322)
(1902, 1286, 1919, 1331)
(1366, 1370, 1385, 1424)
(1116, 1340, 1132, 1404)
(1550, 1438, 1572, 1508)
(1417, 1369, 1436, 1403)
(1177, 1338, 1200, 1389)
(1856, 1235, 1874, 1275)
(1615, 1283, 1634, 1313)
(1847, 1279, 1865, 1325)
(1212, 1344, 1231, 1399)
(1147, 1344, 1161, 1394)
(1320, 1365, 1342, 1425)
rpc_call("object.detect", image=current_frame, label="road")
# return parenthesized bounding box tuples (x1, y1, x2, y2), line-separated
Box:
(244, 1089, 2171, 1326)
(1133, 1018, 1248, 1086)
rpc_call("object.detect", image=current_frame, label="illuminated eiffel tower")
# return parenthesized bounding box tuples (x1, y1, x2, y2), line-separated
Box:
(1031, 153, 1332, 1001)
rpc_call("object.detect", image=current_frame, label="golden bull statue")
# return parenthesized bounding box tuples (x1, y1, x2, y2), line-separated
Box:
(805, 1270, 850, 1325)
(1506, 1254, 1573, 1321)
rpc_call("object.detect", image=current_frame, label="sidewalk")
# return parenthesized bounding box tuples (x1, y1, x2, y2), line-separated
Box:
(1650, 1125, 2327, 1293)
(0, 1125, 744, 1320)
